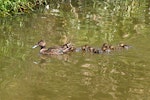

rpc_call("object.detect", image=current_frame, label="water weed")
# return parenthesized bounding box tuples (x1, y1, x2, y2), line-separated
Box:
(0, 0, 47, 17)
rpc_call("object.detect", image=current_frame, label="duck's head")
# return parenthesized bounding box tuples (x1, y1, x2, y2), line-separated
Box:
(109, 45, 115, 50)
(119, 43, 126, 47)
(82, 45, 89, 51)
(101, 43, 109, 51)
(32, 40, 46, 49)
(119, 43, 128, 48)
(87, 47, 95, 52)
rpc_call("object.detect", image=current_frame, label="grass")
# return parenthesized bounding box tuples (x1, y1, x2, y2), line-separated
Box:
(0, 0, 48, 17)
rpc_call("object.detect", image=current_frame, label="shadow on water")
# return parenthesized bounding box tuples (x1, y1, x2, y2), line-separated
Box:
(0, 0, 150, 100)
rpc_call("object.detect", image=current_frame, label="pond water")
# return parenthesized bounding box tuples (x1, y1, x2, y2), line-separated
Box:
(0, 1, 150, 100)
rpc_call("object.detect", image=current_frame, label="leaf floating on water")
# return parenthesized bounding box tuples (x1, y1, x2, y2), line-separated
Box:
(122, 34, 130, 38)
(33, 61, 38, 64)
(81, 63, 91, 68)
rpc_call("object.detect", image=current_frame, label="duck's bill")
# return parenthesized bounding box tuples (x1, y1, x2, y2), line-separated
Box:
(32, 44, 39, 48)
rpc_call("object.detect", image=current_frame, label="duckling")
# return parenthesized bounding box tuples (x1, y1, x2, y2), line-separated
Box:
(87, 46, 95, 52)
(81, 45, 89, 52)
(61, 42, 72, 49)
(69, 46, 76, 52)
(86, 47, 100, 54)
(93, 49, 102, 54)
(109, 45, 115, 50)
(118, 43, 131, 50)
(101, 43, 111, 53)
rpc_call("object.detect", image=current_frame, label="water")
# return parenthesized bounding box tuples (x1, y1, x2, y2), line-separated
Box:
(0, 1, 150, 100)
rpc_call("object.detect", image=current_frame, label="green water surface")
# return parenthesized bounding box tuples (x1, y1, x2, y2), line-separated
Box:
(0, 0, 150, 100)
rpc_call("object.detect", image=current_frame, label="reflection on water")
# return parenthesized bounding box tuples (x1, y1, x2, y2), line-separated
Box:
(0, 0, 150, 100)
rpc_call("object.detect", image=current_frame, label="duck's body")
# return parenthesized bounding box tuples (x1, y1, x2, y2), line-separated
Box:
(32, 40, 73, 55)
(40, 47, 64, 55)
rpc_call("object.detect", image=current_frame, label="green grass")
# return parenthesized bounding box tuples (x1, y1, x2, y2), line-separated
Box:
(0, 0, 48, 17)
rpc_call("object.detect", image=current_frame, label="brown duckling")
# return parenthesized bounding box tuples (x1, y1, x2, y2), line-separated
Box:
(101, 43, 122, 53)
(81, 45, 89, 52)
(87, 46, 95, 52)
(82, 45, 97, 53)
(93, 49, 102, 54)
(32, 40, 72, 55)
(101, 43, 111, 53)
(118, 43, 131, 50)
(61, 42, 72, 49)
(109, 45, 115, 50)
(61, 42, 75, 52)
(68, 46, 75, 52)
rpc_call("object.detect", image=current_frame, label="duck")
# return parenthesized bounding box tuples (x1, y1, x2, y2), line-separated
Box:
(88, 46, 95, 52)
(118, 43, 131, 49)
(32, 40, 73, 55)
(93, 48, 102, 54)
(81, 44, 108, 54)
(81, 45, 103, 54)
(81, 45, 97, 53)
(81, 45, 89, 52)
(101, 43, 111, 53)
(109, 45, 115, 50)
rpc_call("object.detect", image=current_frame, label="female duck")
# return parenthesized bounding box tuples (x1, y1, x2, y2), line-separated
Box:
(32, 40, 72, 55)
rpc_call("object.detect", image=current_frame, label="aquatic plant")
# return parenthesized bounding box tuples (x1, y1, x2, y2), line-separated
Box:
(0, 0, 48, 17)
